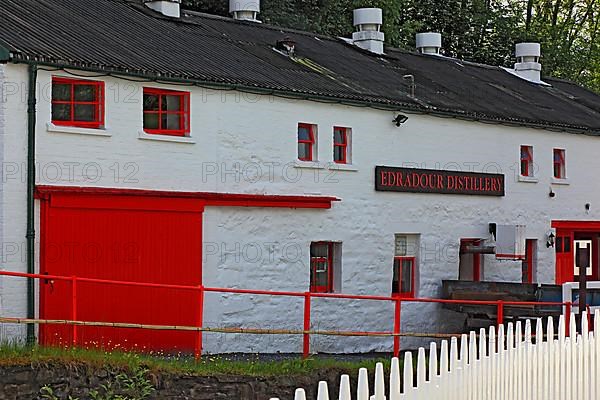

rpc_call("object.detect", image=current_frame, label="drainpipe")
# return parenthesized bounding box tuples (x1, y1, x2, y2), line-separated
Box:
(26, 63, 37, 344)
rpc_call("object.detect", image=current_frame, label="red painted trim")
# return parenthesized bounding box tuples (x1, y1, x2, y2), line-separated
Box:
(52, 77, 104, 129)
(143, 87, 191, 136)
(392, 256, 415, 298)
(35, 186, 339, 209)
(333, 126, 349, 164)
(298, 123, 315, 162)
(551, 220, 600, 231)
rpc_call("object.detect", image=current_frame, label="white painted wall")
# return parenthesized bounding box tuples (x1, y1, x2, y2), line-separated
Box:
(0, 64, 29, 341)
(2, 65, 600, 352)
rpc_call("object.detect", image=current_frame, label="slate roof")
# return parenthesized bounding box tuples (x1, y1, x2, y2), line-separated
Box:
(0, 0, 599, 134)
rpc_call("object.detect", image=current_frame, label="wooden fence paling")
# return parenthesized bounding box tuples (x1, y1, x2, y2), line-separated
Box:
(278, 310, 600, 400)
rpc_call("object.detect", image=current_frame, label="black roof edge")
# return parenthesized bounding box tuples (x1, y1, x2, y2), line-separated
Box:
(11, 57, 599, 137)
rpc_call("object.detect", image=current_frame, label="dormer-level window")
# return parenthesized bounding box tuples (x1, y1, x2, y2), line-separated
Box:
(143, 88, 190, 136)
(298, 123, 316, 161)
(333, 127, 350, 164)
(52, 77, 104, 129)
(520, 145, 533, 177)
(553, 149, 566, 179)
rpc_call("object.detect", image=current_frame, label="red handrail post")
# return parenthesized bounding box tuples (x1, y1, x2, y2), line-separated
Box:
(496, 300, 504, 328)
(195, 285, 205, 360)
(566, 301, 572, 337)
(71, 276, 78, 347)
(303, 292, 311, 359)
(393, 297, 402, 358)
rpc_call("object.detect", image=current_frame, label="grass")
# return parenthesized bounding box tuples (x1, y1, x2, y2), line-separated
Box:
(0, 343, 394, 377)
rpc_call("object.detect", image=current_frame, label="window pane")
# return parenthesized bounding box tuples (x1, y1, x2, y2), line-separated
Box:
(554, 164, 561, 178)
(143, 94, 159, 111)
(52, 83, 71, 101)
(564, 238, 571, 253)
(298, 126, 311, 141)
(392, 259, 400, 293)
(401, 260, 413, 293)
(298, 143, 311, 160)
(334, 145, 345, 162)
(164, 113, 182, 130)
(74, 84, 97, 102)
(334, 129, 345, 144)
(521, 160, 528, 175)
(52, 104, 71, 121)
(143, 113, 159, 130)
(395, 236, 407, 256)
(74, 104, 96, 122)
(162, 95, 182, 111)
(556, 237, 563, 253)
(310, 243, 328, 257)
(554, 150, 562, 162)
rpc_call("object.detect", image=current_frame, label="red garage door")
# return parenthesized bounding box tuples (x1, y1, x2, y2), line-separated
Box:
(39, 192, 204, 352)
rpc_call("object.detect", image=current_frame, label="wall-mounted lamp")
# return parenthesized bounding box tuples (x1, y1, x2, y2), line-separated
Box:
(549, 187, 555, 198)
(586, 203, 591, 212)
(393, 114, 408, 126)
(546, 230, 555, 248)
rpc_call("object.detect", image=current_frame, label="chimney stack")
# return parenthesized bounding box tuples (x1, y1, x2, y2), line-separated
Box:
(513, 42, 542, 83)
(352, 8, 385, 55)
(230, 0, 260, 22)
(416, 32, 442, 55)
(144, 0, 181, 18)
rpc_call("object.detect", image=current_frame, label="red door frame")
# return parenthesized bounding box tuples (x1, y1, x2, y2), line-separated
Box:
(393, 256, 416, 298)
(551, 221, 600, 284)
(522, 239, 535, 284)
(310, 242, 334, 293)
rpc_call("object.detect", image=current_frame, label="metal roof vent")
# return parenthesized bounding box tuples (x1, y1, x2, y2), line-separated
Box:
(230, 0, 260, 22)
(352, 8, 385, 55)
(514, 42, 542, 83)
(144, 0, 181, 18)
(416, 32, 442, 55)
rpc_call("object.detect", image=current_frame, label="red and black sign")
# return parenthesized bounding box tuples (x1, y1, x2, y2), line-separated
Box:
(375, 166, 505, 196)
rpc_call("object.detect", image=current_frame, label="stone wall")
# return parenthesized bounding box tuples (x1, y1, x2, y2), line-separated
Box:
(0, 364, 356, 400)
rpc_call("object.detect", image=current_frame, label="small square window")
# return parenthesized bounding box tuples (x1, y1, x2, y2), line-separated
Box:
(553, 149, 566, 179)
(520, 145, 533, 177)
(298, 123, 316, 161)
(143, 88, 190, 136)
(52, 77, 104, 129)
(333, 127, 350, 164)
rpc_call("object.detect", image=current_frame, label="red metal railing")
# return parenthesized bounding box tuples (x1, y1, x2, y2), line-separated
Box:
(0, 270, 571, 359)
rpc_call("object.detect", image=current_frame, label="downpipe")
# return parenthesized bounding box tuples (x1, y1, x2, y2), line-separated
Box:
(26, 63, 37, 344)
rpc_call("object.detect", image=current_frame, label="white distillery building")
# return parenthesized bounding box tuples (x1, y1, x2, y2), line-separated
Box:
(0, 0, 599, 354)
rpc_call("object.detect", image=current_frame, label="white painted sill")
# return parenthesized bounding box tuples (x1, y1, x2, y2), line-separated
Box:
(47, 122, 111, 137)
(551, 177, 570, 185)
(328, 163, 358, 172)
(138, 131, 196, 144)
(518, 175, 539, 183)
(294, 160, 326, 169)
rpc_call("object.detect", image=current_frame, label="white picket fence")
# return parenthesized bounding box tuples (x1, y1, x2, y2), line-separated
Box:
(272, 310, 600, 400)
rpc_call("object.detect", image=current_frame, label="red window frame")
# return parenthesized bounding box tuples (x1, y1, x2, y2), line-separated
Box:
(143, 88, 191, 137)
(520, 145, 533, 177)
(298, 123, 315, 161)
(392, 256, 415, 298)
(310, 242, 334, 293)
(51, 77, 105, 129)
(333, 127, 349, 164)
(553, 149, 566, 179)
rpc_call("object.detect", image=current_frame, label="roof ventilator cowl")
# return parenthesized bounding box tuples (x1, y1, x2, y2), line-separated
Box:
(230, 0, 260, 22)
(352, 8, 385, 55)
(144, 0, 181, 18)
(416, 32, 442, 55)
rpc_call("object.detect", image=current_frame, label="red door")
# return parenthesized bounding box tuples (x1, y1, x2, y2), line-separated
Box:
(555, 230, 575, 284)
(40, 193, 204, 352)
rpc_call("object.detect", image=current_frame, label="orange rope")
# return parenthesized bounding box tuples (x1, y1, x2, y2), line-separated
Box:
(0, 317, 460, 338)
